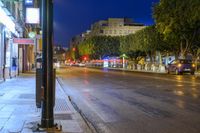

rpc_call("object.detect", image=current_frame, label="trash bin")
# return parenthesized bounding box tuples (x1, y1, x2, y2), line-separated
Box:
(36, 68, 42, 108)
(36, 68, 56, 108)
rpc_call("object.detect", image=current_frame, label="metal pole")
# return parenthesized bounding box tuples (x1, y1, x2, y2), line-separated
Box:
(41, 0, 54, 128)
(123, 56, 125, 68)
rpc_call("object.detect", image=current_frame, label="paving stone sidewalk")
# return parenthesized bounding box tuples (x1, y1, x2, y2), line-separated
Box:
(0, 73, 92, 133)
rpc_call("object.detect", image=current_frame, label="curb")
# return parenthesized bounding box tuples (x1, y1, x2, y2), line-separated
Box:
(56, 77, 97, 133)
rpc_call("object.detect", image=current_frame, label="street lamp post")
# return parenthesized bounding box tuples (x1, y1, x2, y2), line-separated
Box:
(122, 54, 126, 69)
(41, 0, 54, 128)
(123, 56, 125, 68)
(36, 0, 62, 131)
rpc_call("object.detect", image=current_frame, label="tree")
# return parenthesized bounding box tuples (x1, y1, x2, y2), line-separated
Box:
(78, 36, 121, 60)
(78, 38, 94, 58)
(119, 35, 132, 54)
(153, 0, 200, 58)
(122, 26, 167, 63)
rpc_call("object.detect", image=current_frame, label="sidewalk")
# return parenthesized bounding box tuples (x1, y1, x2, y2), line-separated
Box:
(0, 79, 3, 84)
(0, 73, 92, 133)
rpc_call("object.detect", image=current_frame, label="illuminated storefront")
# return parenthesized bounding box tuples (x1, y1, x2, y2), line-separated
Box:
(0, 1, 21, 80)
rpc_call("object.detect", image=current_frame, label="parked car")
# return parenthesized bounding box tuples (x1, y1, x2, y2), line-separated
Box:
(167, 59, 195, 75)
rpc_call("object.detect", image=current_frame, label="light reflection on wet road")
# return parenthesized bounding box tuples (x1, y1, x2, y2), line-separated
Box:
(57, 67, 200, 133)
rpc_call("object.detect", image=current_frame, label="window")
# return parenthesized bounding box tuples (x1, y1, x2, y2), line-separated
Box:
(102, 23, 108, 26)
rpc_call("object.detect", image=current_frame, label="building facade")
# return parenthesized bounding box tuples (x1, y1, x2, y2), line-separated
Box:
(69, 18, 145, 50)
(90, 18, 145, 36)
(0, 0, 24, 81)
(69, 30, 91, 49)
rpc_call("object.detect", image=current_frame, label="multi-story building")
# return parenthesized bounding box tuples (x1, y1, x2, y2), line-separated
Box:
(69, 18, 145, 48)
(54, 46, 67, 63)
(69, 35, 83, 49)
(90, 18, 145, 36)
(7, 0, 41, 74)
(69, 30, 91, 49)
(0, 0, 24, 81)
(18, 0, 41, 73)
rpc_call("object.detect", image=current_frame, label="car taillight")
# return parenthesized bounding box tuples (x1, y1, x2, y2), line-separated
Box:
(178, 64, 182, 67)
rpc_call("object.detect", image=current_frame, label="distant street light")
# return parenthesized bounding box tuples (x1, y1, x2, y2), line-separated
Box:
(121, 54, 127, 69)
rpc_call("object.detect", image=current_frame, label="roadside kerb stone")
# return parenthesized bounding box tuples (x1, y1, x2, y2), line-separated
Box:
(0, 73, 92, 133)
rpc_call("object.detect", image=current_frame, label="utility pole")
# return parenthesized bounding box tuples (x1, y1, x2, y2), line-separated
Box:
(41, 0, 54, 128)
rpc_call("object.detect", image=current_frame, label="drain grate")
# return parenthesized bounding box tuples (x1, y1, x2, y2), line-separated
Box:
(34, 98, 70, 112)
(19, 94, 35, 99)
(54, 98, 70, 112)
(54, 113, 72, 120)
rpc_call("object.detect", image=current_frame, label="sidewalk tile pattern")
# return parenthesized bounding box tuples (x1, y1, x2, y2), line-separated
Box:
(0, 74, 84, 133)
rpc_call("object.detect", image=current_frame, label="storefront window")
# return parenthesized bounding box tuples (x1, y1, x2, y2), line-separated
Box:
(5, 39, 11, 67)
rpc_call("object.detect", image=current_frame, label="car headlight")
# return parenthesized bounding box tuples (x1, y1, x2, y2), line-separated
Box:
(178, 63, 182, 67)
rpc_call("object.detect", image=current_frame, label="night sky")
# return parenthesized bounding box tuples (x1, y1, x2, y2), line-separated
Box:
(54, 0, 160, 48)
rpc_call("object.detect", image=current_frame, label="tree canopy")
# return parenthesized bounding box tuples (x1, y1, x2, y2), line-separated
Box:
(78, 36, 121, 60)
(153, 0, 200, 57)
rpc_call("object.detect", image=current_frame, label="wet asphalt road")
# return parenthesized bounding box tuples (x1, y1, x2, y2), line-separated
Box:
(57, 66, 200, 133)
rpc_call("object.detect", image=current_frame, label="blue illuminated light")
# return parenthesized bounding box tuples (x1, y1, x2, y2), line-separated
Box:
(25, 0, 34, 6)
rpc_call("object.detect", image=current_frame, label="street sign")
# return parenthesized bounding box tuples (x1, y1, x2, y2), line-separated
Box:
(26, 8, 40, 24)
(25, 0, 34, 6)
(13, 38, 35, 45)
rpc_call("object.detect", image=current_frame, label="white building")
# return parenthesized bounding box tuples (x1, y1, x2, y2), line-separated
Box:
(90, 18, 146, 36)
